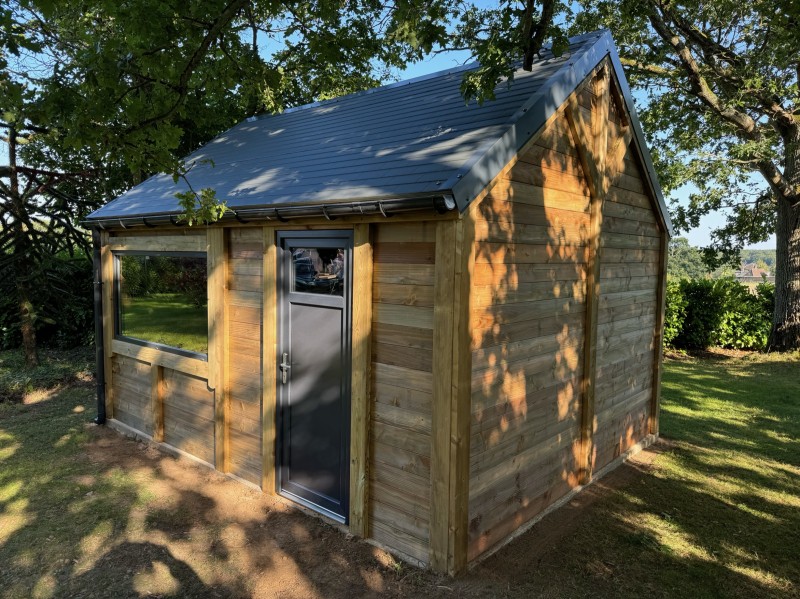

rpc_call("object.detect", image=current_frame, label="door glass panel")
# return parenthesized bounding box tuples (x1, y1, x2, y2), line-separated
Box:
(291, 247, 346, 296)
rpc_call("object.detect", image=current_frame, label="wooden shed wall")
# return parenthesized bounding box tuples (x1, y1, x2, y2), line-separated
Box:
(463, 66, 667, 564)
(369, 222, 437, 565)
(466, 111, 590, 561)
(103, 230, 219, 468)
(226, 228, 264, 485)
(593, 150, 661, 470)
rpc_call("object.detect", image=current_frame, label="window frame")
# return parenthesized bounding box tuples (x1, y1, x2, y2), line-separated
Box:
(113, 250, 209, 361)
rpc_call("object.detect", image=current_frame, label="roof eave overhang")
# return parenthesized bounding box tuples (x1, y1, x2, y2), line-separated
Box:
(82, 193, 457, 230)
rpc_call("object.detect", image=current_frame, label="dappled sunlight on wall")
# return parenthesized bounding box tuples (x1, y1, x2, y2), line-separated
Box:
(466, 68, 666, 561)
(466, 107, 590, 561)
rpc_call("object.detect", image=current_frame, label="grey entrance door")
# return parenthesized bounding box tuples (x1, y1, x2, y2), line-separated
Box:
(276, 231, 352, 523)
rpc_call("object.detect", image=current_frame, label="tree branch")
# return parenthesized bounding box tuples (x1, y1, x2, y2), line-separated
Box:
(124, 0, 249, 134)
(522, 0, 556, 71)
(647, 1, 796, 203)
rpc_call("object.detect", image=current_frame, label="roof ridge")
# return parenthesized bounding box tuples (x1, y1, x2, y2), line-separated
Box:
(244, 30, 611, 123)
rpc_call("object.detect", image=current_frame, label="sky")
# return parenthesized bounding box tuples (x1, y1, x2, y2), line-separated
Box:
(395, 47, 776, 250)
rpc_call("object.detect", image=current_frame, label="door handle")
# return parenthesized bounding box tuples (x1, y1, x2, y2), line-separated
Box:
(279, 352, 291, 384)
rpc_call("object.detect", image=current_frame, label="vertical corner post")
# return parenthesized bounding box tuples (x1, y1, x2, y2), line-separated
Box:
(207, 227, 228, 471)
(566, 64, 610, 483)
(349, 223, 373, 537)
(650, 233, 669, 436)
(262, 227, 278, 494)
(431, 217, 472, 575)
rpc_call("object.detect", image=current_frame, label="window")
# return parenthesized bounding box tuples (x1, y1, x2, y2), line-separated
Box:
(115, 253, 208, 356)
(291, 247, 346, 296)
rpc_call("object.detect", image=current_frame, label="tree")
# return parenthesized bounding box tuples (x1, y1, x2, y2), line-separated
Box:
(667, 237, 708, 280)
(0, 0, 456, 365)
(570, 1, 799, 349)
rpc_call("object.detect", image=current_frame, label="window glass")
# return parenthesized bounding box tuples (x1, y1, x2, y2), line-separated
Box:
(117, 254, 208, 354)
(291, 247, 346, 296)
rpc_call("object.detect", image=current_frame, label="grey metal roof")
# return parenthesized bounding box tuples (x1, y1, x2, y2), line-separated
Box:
(86, 30, 673, 235)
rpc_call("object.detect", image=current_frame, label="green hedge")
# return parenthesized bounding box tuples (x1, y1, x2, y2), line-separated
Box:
(665, 278, 774, 350)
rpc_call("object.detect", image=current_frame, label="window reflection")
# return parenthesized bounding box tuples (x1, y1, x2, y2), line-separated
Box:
(292, 247, 345, 295)
(117, 254, 208, 354)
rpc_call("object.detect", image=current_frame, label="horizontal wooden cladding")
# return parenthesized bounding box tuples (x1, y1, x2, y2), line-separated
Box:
(228, 431, 262, 485)
(111, 339, 208, 379)
(370, 518, 429, 564)
(372, 342, 432, 373)
(373, 322, 432, 351)
(600, 231, 661, 251)
(111, 354, 153, 436)
(470, 377, 582, 459)
(108, 233, 206, 253)
(373, 242, 435, 264)
(374, 381, 432, 415)
(227, 228, 263, 486)
(369, 222, 435, 563)
(228, 394, 262, 457)
(472, 311, 584, 351)
(465, 106, 592, 566)
(229, 258, 262, 277)
(474, 218, 591, 247)
(373, 303, 433, 329)
(373, 263, 435, 286)
(602, 215, 660, 238)
(596, 386, 652, 428)
(474, 242, 588, 266)
(517, 144, 584, 176)
(161, 368, 215, 465)
(374, 401, 431, 434)
(469, 427, 580, 507)
(471, 342, 583, 403)
(472, 262, 587, 287)
(467, 462, 577, 563)
(472, 279, 586, 309)
(483, 180, 590, 215)
(470, 295, 586, 329)
(372, 283, 434, 307)
(472, 322, 584, 371)
(228, 304, 261, 327)
(600, 262, 659, 279)
(599, 275, 659, 295)
(504, 161, 590, 198)
(593, 404, 649, 470)
(372, 222, 436, 244)
(602, 198, 657, 224)
(597, 311, 656, 341)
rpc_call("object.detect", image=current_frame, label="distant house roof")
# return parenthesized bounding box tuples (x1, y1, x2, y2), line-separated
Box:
(87, 30, 672, 234)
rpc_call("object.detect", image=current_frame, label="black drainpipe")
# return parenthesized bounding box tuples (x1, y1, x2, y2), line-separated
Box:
(92, 228, 106, 425)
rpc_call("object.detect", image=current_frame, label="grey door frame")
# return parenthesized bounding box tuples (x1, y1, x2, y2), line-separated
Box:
(276, 230, 353, 523)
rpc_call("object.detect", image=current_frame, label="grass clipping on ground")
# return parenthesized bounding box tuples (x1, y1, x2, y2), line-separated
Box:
(0, 348, 798, 598)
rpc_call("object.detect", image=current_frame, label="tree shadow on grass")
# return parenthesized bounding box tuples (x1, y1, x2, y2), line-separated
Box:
(0, 384, 411, 599)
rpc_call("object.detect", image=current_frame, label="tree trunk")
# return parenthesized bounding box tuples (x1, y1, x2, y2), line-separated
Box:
(8, 127, 39, 367)
(15, 248, 39, 368)
(767, 127, 800, 351)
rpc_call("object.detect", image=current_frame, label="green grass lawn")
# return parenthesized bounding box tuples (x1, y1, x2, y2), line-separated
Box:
(120, 294, 207, 354)
(0, 349, 797, 598)
(650, 352, 800, 596)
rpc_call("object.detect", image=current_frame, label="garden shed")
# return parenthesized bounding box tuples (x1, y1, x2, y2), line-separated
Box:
(86, 30, 673, 575)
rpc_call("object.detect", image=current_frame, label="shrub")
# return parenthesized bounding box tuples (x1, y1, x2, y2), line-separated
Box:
(714, 279, 773, 350)
(665, 277, 775, 351)
(663, 281, 687, 347)
(673, 279, 726, 349)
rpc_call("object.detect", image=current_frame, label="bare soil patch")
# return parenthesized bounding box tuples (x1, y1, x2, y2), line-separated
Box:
(71, 422, 665, 598)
